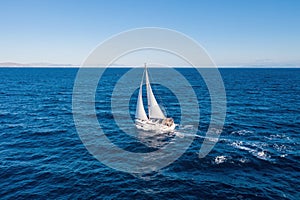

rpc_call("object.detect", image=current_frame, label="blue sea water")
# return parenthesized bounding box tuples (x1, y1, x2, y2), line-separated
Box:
(0, 68, 299, 199)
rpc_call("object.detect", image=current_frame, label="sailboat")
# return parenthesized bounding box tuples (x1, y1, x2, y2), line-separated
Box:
(135, 64, 176, 132)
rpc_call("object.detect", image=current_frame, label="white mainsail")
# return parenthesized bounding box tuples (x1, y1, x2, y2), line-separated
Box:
(145, 65, 166, 119)
(135, 71, 148, 120)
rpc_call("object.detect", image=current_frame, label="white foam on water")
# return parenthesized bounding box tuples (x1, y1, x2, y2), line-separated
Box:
(231, 141, 272, 161)
(214, 155, 227, 164)
(230, 130, 254, 136)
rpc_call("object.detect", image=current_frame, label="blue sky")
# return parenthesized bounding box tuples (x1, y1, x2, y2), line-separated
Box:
(0, 0, 299, 66)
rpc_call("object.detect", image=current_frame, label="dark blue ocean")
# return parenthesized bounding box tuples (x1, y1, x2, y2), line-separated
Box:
(0, 68, 299, 199)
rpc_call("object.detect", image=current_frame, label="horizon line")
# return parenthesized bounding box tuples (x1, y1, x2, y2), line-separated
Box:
(0, 61, 299, 68)
(0, 65, 299, 68)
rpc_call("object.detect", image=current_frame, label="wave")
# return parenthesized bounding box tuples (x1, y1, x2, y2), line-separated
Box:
(230, 141, 272, 161)
(214, 155, 227, 164)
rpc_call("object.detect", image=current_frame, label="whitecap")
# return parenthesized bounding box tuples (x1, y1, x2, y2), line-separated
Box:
(231, 130, 253, 136)
(273, 143, 287, 152)
(231, 141, 272, 161)
(215, 155, 227, 164)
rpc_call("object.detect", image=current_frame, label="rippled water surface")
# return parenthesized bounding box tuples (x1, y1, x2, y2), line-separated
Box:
(0, 68, 299, 199)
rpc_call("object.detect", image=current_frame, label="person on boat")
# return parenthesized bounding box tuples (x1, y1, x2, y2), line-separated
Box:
(162, 118, 174, 127)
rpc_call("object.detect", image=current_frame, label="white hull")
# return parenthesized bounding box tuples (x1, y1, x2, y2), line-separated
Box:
(135, 119, 176, 133)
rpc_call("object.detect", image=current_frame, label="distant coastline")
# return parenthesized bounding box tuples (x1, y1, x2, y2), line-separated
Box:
(0, 62, 76, 67)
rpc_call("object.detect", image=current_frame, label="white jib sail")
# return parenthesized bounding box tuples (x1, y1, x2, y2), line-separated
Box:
(135, 71, 148, 120)
(145, 66, 166, 119)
